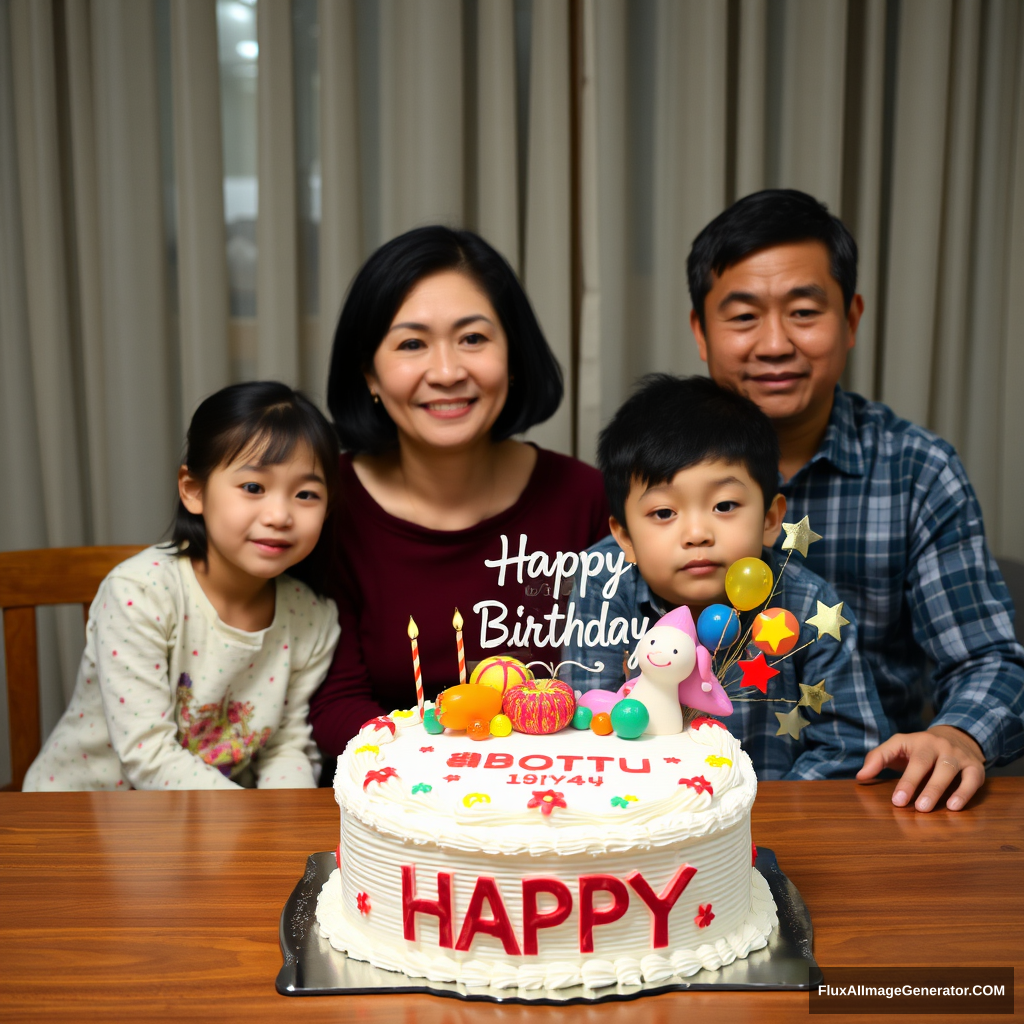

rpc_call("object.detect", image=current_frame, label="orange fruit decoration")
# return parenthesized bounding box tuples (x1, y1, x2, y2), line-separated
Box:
(590, 712, 613, 736)
(470, 655, 533, 695)
(502, 678, 576, 735)
(434, 684, 504, 731)
(467, 719, 491, 741)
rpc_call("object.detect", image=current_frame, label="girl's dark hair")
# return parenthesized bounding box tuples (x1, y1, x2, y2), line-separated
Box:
(598, 374, 780, 524)
(327, 225, 563, 453)
(687, 189, 858, 331)
(170, 382, 339, 593)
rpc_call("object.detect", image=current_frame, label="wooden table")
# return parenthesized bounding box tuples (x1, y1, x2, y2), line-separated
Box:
(2, 779, 1022, 1023)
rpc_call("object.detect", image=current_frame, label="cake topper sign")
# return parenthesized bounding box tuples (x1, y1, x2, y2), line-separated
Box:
(483, 533, 633, 602)
(472, 534, 647, 650)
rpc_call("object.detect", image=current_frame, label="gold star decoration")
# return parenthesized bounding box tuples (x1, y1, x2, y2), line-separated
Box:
(797, 680, 833, 714)
(754, 610, 797, 653)
(775, 706, 811, 740)
(804, 600, 850, 642)
(781, 516, 823, 558)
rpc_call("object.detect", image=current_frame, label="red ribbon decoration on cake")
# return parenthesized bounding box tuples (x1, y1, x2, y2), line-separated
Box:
(360, 715, 396, 736)
(363, 767, 398, 790)
(691, 715, 727, 730)
(678, 775, 714, 796)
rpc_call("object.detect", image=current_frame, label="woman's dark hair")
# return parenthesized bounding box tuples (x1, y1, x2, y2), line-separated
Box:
(169, 382, 339, 593)
(327, 225, 563, 453)
(687, 189, 858, 331)
(598, 374, 780, 524)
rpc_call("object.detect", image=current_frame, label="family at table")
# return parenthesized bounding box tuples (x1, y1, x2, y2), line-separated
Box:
(22, 189, 1024, 814)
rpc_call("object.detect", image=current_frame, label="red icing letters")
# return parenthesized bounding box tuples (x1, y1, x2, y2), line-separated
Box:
(618, 758, 650, 773)
(518, 754, 554, 771)
(484, 752, 513, 768)
(626, 864, 697, 947)
(521, 878, 574, 955)
(578, 874, 630, 953)
(455, 876, 522, 955)
(447, 752, 481, 768)
(401, 865, 453, 947)
(556, 755, 583, 771)
(587, 756, 614, 772)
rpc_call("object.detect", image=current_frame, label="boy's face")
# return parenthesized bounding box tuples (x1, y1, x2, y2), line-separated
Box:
(609, 459, 785, 613)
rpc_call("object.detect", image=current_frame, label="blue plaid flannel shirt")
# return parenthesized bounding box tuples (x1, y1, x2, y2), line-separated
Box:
(775, 388, 1024, 766)
(561, 539, 890, 780)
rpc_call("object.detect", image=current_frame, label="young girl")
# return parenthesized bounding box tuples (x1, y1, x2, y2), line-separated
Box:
(23, 382, 341, 791)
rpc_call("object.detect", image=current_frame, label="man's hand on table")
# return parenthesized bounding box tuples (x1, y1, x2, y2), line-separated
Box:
(856, 725, 986, 811)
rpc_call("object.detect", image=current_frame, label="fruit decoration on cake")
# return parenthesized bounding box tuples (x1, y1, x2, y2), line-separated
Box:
(434, 683, 503, 732)
(502, 677, 576, 735)
(470, 655, 533, 694)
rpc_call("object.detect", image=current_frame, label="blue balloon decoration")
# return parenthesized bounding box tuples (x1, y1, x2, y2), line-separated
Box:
(697, 604, 739, 650)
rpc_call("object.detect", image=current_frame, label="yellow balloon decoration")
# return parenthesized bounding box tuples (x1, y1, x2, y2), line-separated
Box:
(724, 557, 773, 611)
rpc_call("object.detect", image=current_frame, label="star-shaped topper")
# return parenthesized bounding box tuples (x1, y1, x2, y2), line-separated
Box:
(753, 609, 798, 655)
(798, 680, 833, 714)
(781, 516, 823, 558)
(775, 706, 810, 740)
(737, 652, 780, 693)
(805, 600, 850, 642)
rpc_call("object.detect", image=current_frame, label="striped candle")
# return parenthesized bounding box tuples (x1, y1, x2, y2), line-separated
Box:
(452, 608, 467, 686)
(407, 616, 424, 720)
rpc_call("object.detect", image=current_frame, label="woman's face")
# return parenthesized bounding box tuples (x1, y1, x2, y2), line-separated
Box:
(366, 270, 510, 452)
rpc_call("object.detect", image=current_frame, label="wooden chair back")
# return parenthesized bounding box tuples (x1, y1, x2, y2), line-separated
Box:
(0, 546, 145, 790)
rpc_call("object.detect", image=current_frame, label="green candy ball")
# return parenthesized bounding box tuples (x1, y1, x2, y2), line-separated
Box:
(571, 705, 593, 730)
(610, 698, 649, 739)
(423, 708, 444, 735)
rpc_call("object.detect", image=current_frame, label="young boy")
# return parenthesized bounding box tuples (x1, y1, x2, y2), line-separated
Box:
(563, 374, 890, 779)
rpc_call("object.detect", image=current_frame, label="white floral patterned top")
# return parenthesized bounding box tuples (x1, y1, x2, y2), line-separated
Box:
(23, 546, 340, 791)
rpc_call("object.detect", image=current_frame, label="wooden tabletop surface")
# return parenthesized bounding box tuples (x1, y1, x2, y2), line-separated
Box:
(2, 778, 1022, 1024)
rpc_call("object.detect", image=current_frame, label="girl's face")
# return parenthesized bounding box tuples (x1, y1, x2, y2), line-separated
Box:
(365, 270, 510, 452)
(179, 441, 328, 581)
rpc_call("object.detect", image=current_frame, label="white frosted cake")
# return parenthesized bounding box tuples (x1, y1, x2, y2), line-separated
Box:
(315, 708, 777, 991)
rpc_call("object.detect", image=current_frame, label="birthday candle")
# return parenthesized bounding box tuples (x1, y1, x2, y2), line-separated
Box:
(453, 608, 466, 686)
(408, 616, 424, 720)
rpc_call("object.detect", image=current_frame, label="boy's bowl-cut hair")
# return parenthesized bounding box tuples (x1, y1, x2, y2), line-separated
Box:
(598, 374, 781, 526)
(327, 225, 563, 453)
(687, 188, 858, 331)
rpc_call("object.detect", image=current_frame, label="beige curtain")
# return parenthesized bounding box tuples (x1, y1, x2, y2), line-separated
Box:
(0, 0, 574, 784)
(1, 0, 1022, 785)
(579, 0, 1024, 571)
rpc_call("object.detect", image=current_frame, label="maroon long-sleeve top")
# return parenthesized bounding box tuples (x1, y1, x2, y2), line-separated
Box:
(310, 448, 611, 754)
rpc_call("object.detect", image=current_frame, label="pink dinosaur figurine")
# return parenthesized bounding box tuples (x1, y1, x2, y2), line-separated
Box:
(658, 605, 734, 718)
(576, 606, 733, 725)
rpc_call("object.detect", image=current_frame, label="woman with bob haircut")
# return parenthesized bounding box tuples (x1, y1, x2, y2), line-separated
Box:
(310, 226, 610, 757)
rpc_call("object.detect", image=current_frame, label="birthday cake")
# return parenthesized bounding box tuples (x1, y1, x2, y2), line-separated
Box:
(315, 708, 777, 991)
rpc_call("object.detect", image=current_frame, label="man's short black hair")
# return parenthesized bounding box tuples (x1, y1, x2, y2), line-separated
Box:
(597, 374, 780, 525)
(327, 225, 563, 453)
(687, 189, 858, 330)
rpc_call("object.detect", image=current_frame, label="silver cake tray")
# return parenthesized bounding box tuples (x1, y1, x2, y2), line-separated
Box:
(276, 847, 822, 1003)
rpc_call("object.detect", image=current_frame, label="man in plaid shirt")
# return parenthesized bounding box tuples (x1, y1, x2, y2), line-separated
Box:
(689, 189, 1024, 812)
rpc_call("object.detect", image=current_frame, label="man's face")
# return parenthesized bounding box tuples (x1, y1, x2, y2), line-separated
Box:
(690, 241, 863, 427)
